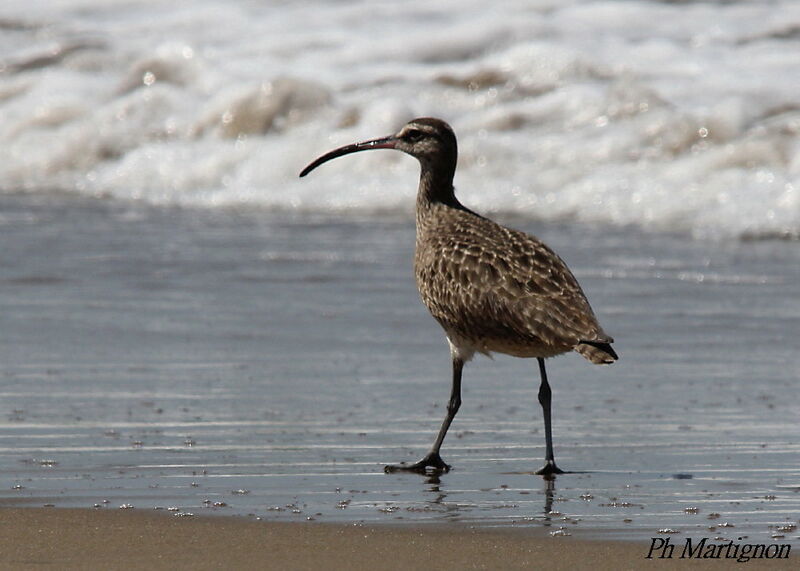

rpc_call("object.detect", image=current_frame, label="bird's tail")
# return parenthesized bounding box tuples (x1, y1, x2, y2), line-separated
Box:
(575, 339, 618, 365)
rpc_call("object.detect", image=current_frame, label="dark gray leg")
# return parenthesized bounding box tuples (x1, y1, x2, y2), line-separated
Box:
(535, 358, 564, 476)
(385, 357, 463, 474)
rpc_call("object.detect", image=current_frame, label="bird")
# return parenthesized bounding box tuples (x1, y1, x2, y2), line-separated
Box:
(299, 117, 617, 476)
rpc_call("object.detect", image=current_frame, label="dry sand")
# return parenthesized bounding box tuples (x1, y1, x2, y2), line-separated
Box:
(0, 508, 795, 570)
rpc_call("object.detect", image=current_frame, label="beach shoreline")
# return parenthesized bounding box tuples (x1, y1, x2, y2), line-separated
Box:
(0, 507, 795, 570)
(1, 193, 798, 550)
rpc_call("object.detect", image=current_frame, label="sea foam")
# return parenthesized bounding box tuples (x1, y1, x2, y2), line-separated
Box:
(1, 0, 798, 239)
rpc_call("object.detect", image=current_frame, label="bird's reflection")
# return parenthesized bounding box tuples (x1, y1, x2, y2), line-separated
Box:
(403, 468, 563, 525)
(542, 474, 556, 523)
(425, 474, 441, 487)
(423, 474, 448, 509)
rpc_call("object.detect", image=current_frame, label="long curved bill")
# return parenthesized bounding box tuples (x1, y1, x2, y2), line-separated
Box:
(299, 135, 397, 177)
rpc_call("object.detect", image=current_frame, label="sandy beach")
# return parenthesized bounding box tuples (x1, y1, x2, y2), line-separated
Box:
(0, 507, 794, 570)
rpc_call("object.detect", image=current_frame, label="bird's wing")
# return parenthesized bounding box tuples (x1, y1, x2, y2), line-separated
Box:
(417, 214, 609, 351)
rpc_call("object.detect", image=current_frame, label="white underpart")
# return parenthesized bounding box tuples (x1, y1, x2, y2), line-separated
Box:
(446, 336, 478, 363)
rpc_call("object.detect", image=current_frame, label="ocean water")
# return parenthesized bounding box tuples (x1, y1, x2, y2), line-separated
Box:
(2, 0, 799, 238)
(1, 0, 799, 548)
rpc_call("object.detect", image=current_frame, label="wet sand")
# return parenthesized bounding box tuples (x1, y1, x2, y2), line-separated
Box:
(2, 194, 799, 546)
(1, 507, 795, 570)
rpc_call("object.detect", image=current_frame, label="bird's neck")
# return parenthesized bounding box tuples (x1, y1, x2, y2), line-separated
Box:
(415, 164, 459, 220)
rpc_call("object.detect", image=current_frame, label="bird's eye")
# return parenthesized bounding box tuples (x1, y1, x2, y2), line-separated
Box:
(404, 129, 424, 142)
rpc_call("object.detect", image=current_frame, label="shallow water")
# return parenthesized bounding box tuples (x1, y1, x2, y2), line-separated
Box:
(1, 193, 798, 545)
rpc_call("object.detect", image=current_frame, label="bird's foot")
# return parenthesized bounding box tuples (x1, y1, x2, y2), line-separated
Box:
(384, 452, 451, 474)
(535, 460, 564, 477)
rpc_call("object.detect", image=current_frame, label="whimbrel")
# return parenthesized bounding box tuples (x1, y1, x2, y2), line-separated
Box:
(300, 118, 617, 475)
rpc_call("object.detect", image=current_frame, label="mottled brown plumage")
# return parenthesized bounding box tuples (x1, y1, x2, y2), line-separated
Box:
(300, 117, 617, 476)
(415, 202, 614, 363)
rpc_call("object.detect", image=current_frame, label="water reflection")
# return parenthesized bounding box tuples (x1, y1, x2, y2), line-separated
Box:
(422, 476, 450, 517)
(542, 477, 555, 523)
(408, 471, 562, 527)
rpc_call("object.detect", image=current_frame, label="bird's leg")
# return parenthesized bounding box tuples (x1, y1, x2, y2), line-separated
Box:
(385, 357, 463, 474)
(535, 358, 564, 476)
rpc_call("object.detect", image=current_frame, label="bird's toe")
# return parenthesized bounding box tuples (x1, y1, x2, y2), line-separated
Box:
(535, 461, 565, 476)
(384, 452, 451, 474)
